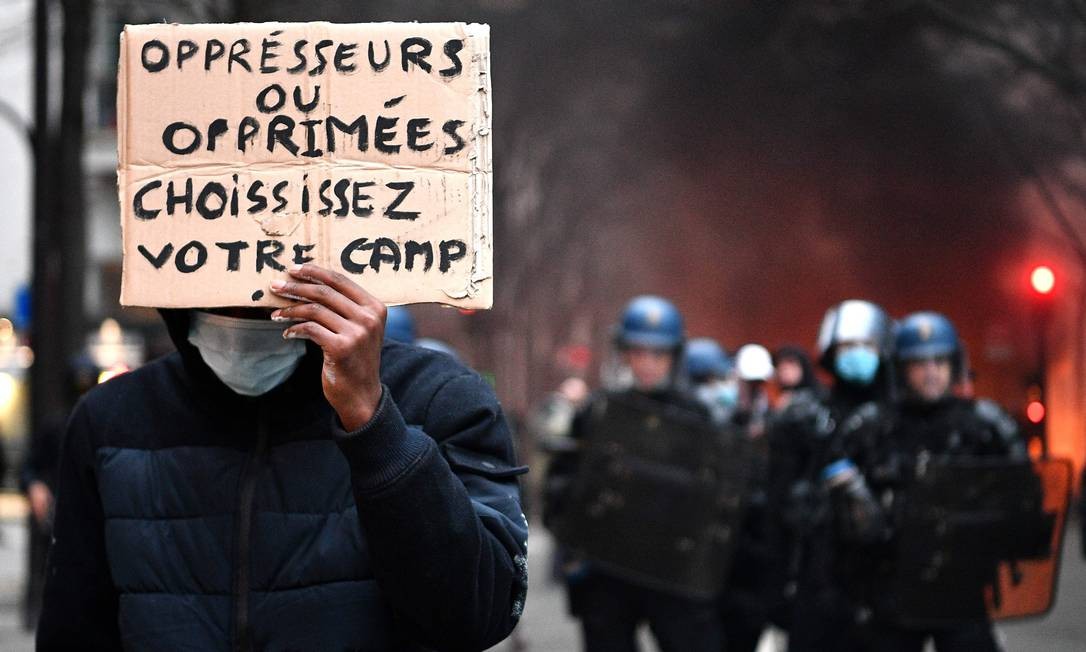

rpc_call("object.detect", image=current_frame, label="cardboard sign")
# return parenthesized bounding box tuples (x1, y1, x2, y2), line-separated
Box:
(117, 22, 492, 308)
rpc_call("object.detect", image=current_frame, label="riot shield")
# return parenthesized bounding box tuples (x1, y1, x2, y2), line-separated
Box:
(988, 457, 1073, 621)
(549, 391, 751, 599)
(875, 457, 1070, 627)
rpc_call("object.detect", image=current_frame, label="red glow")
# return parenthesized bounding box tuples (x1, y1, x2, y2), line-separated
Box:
(1030, 266, 1055, 295)
(1026, 400, 1046, 424)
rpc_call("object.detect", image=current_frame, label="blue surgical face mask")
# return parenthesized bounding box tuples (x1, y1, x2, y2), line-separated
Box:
(712, 380, 739, 409)
(188, 311, 306, 396)
(834, 346, 880, 386)
(695, 379, 739, 410)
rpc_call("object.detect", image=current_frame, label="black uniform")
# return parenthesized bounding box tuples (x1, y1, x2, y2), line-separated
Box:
(717, 464, 770, 652)
(862, 396, 1025, 652)
(715, 396, 775, 652)
(766, 382, 891, 652)
(544, 387, 722, 652)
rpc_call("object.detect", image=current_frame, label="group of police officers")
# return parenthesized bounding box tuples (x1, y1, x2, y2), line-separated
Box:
(543, 297, 1064, 652)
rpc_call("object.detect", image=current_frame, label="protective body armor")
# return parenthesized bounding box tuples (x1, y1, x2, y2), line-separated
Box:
(549, 390, 751, 598)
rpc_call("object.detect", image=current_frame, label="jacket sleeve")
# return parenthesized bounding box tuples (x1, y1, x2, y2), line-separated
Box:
(333, 373, 529, 651)
(36, 400, 121, 650)
(21, 417, 63, 494)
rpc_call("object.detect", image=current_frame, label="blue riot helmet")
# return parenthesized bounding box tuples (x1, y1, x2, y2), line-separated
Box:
(615, 296, 684, 351)
(683, 338, 732, 383)
(816, 300, 893, 385)
(894, 312, 961, 364)
(384, 306, 416, 344)
(895, 311, 965, 391)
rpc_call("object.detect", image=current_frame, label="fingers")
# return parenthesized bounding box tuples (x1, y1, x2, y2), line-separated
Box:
(287, 264, 386, 317)
(270, 276, 360, 320)
(282, 319, 337, 349)
(269, 264, 387, 347)
(273, 301, 351, 335)
(284, 319, 374, 363)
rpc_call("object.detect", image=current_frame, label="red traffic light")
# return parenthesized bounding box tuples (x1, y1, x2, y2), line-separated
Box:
(1026, 400, 1046, 424)
(1030, 265, 1055, 295)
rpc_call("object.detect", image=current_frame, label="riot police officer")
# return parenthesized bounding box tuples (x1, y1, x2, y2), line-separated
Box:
(544, 296, 724, 652)
(892, 312, 1023, 461)
(767, 300, 893, 652)
(706, 342, 776, 652)
(734, 344, 774, 440)
(683, 339, 773, 652)
(864, 311, 1026, 652)
(684, 337, 737, 425)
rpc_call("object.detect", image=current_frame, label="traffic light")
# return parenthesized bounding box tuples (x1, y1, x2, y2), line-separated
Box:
(1023, 383, 1047, 459)
(1026, 399, 1046, 424)
(1025, 383, 1045, 424)
(1030, 265, 1055, 296)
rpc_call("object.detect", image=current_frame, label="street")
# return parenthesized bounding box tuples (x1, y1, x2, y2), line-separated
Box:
(0, 515, 1080, 651)
(496, 520, 1086, 652)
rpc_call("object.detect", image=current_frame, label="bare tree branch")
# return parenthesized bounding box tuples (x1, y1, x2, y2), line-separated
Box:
(921, 0, 1086, 94)
(982, 99, 1086, 265)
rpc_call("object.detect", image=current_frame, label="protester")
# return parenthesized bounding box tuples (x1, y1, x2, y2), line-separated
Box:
(38, 264, 528, 651)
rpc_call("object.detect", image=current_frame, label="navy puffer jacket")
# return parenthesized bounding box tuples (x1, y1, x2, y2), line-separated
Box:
(38, 309, 528, 651)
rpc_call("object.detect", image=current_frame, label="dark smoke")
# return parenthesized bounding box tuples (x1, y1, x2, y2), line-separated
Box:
(232, 1, 1058, 411)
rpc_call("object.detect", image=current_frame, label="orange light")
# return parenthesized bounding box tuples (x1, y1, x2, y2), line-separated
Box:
(1028, 436, 1044, 460)
(1026, 400, 1046, 424)
(1030, 266, 1055, 295)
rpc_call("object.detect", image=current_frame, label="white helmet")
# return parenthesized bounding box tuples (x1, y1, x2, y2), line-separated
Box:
(735, 344, 774, 382)
(815, 299, 893, 369)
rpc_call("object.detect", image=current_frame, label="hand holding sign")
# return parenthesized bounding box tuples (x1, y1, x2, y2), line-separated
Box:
(270, 264, 384, 430)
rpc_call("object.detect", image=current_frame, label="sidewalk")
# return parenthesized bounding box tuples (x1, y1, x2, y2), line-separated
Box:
(0, 519, 34, 652)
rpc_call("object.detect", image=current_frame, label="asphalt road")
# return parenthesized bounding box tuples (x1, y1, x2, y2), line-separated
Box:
(495, 520, 1086, 652)
(0, 518, 1080, 651)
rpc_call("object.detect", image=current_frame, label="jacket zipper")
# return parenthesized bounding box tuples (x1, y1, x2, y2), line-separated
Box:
(232, 406, 268, 652)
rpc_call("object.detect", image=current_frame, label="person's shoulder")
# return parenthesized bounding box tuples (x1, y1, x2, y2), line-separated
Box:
(775, 392, 829, 428)
(968, 397, 1018, 437)
(380, 339, 472, 385)
(671, 389, 712, 416)
(379, 341, 495, 415)
(61, 353, 185, 453)
(78, 352, 183, 417)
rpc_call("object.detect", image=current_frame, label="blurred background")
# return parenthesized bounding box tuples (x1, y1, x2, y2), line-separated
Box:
(1, 0, 1086, 649)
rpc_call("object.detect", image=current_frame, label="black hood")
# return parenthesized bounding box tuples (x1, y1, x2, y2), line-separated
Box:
(158, 308, 326, 407)
(774, 344, 823, 391)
